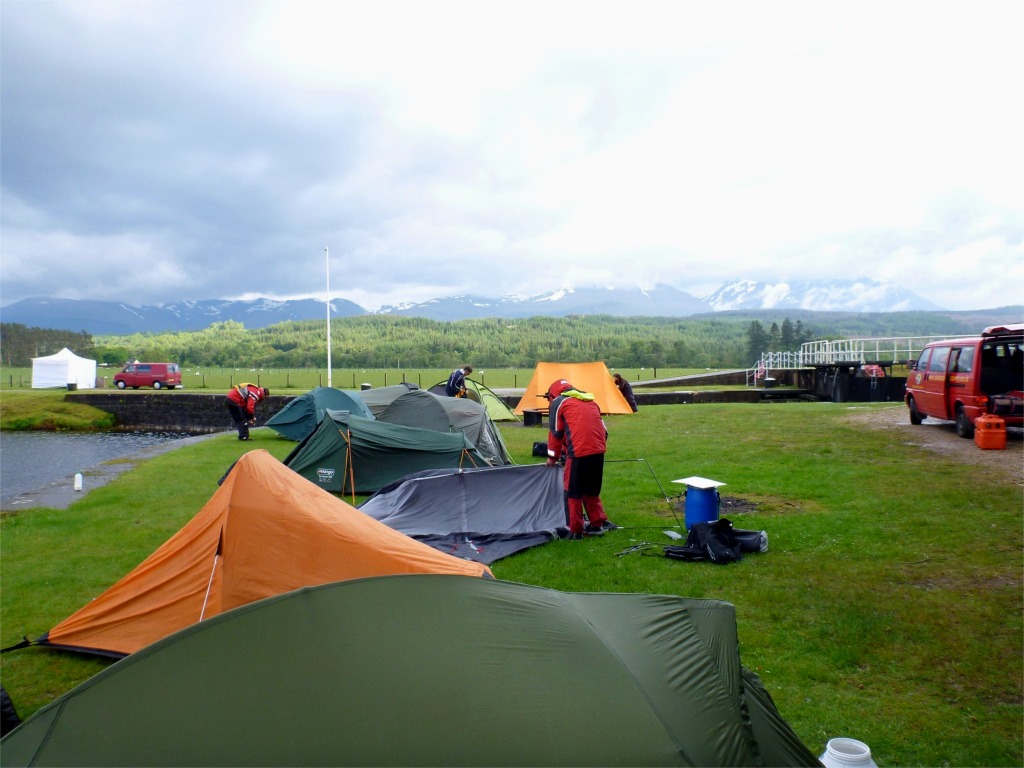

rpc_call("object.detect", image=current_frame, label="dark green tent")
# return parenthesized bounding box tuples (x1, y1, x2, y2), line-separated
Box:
(1, 576, 820, 767)
(283, 412, 488, 494)
(265, 386, 373, 441)
(357, 384, 513, 466)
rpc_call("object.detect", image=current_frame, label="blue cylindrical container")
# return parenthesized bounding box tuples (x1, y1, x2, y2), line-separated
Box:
(685, 487, 720, 529)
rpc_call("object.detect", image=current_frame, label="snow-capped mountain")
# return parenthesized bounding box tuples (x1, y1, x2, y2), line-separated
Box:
(0, 280, 948, 335)
(0, 296, 367, 335)
(377, 285, 711, 321)
(702, 279, 945, 313)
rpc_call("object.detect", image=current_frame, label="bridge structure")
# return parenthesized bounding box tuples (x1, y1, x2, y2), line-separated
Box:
(752, 334, 951, 376)
(742, 334, 956, 401)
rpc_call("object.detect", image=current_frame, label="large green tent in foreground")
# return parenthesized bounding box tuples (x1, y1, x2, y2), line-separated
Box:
(1, 576, 819, 767)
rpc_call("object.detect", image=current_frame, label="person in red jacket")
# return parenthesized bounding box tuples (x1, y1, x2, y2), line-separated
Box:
(544, 379, 616, 539)
(224, 383, 270, 441)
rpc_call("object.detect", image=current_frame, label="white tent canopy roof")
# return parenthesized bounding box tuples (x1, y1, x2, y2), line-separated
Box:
(31, 347, 97, 389)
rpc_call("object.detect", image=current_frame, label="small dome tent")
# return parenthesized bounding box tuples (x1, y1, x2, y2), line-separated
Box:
(265, 386, 374, 441)
(30, 348, 97, 389)
(358, 384, 513, 466)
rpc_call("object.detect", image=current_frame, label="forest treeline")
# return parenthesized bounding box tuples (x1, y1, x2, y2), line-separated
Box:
(0, 324, 95, 367)
(0, 309, 995, 369)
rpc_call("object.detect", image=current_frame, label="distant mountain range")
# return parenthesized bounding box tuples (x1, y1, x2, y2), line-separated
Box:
(0, 279, 953, 335)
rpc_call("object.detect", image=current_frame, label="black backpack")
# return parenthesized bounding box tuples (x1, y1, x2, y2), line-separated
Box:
(664, 518, 766, 564)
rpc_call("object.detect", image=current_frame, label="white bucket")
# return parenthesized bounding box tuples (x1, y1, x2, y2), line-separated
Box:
(819, 737, 877, 768)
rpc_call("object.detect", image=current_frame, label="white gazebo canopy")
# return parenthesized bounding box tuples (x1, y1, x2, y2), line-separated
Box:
(31, 348, 97, 389)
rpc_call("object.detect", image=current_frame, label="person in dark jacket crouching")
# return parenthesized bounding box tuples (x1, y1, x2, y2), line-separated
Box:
(544, 379, 617, 539)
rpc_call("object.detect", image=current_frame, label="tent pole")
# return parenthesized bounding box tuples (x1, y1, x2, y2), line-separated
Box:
(325, 247, 332, 388)
(199, 555, 219, 622)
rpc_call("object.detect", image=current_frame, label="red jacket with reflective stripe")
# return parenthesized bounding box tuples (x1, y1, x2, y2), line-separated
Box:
(547, 394, 607, 459)
(226, 384, 265, 417)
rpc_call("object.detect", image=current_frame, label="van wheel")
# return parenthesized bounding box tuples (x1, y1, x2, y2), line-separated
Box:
(955, 407, 974, 439)
(908, 398, 923, 425)
(153, 381, 163, 390)
(116, 380, 127, 389)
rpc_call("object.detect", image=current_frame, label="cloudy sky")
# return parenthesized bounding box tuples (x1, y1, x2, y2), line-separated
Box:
(2, 1, 1021, 312)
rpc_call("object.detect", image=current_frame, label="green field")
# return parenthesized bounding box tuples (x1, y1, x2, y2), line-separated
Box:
(0, 365, 702, 393)
(1, 401, 1021, 766)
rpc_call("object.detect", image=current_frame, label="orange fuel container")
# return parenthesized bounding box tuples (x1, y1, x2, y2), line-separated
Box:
(974, 414, 1007, 450)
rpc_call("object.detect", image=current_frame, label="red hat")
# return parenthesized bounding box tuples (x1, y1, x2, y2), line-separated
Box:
(545, 379, 573, 400)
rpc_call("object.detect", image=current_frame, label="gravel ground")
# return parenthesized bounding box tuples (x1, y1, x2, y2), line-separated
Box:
(845, 404, 1023, 487)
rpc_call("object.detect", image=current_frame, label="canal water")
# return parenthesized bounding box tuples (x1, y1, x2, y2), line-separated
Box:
(0, 431, 191, 505)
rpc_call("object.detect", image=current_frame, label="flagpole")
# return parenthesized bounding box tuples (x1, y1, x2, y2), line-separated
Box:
(325, 247, 332, 388)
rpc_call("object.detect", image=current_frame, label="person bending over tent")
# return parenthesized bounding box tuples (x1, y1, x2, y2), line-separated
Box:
(445, 365, 473, 397)
(544, 379, 617, 539)
(612, 373, 639, 412)
(225, 383, 270, 441)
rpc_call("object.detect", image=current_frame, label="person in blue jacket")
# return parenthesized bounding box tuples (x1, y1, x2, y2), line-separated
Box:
(445, 365, 473, 397)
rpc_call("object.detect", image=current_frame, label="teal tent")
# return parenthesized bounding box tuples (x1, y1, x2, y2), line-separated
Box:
(1, 576, 820, 767)
(358, 384, 513, 465)
(283, 412, 488, 494)
(265, 386, 373, 441)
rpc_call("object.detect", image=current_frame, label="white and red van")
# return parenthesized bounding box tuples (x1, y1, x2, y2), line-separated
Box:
(905, 324, 1023, 437)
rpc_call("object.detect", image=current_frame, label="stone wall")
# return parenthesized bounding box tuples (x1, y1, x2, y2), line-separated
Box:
(67, 392, 289, 434)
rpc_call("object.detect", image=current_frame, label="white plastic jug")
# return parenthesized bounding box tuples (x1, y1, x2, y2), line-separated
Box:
(819, 737, 878, 768)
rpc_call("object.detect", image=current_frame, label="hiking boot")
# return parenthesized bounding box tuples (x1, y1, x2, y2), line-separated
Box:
(583, 524, 605, 536)
(566, 532, 584, 540)
(600, 520, 619, 531)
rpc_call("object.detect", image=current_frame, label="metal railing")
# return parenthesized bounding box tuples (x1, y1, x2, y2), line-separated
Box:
(745, 335, 954, 385)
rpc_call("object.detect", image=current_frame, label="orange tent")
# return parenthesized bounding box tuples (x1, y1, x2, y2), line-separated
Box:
(38, 450, 492, 658)
(514, 361, 635, 415)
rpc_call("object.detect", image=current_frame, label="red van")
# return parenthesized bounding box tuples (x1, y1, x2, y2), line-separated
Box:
(113, 363, 182, 390)
(904, 324, 1023, 437)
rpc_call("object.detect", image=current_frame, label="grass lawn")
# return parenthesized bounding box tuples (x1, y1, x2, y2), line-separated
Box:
(1, 401, 1021, 766)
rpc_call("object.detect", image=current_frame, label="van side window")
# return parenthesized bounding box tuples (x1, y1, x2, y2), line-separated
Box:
(950, 347, 974, 373)
(914, 350, 930, 371)
(927, 347, 950, 373)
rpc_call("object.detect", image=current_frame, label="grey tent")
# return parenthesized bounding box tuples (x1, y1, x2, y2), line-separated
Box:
(265, 386, 373, 441)
(427, 377, 520, 422)
(358, 384, 513, 466)
(283, 411, 489, 494)
(0, 575, 820, 767)
(360, 464, 567, 563)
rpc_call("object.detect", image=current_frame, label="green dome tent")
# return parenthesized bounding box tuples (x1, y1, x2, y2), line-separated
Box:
(283, 411, 489, 494)
(358, 384, 513, 466)
(1, 576, 819, 767)
(265, 386, 373, 441)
